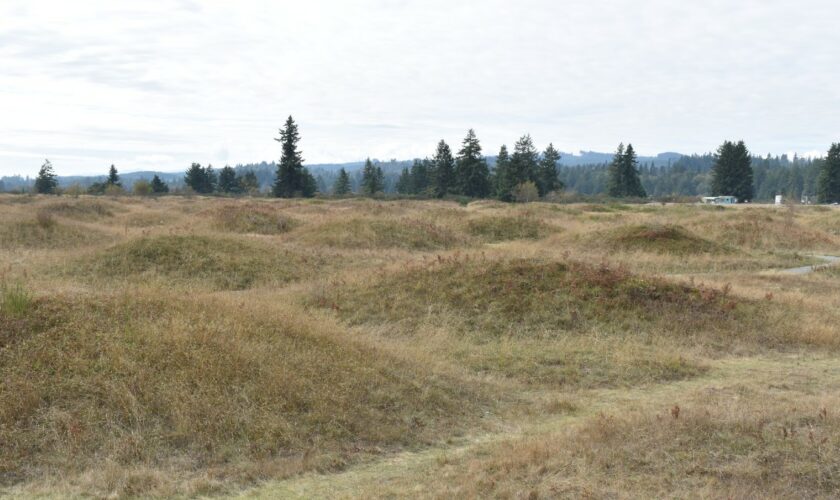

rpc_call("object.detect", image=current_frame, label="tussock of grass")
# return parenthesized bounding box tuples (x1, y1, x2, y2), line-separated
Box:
(0, 293, 484, 495)
(210, 203, 297, 235)
(464, 215, 549, 242)
(68, 235, 318, 290)
(603, 224, 730, 255)
(298, 218, 464, 250)
(0, 281, 32, 318)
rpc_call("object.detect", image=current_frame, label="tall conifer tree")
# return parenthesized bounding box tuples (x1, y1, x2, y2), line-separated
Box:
(433, 140, 455, 197)
(817, 143, 840, 203)
(35, 159, 58, 194)
(455, 129, 491, 197)
(537, 143, 563, 196)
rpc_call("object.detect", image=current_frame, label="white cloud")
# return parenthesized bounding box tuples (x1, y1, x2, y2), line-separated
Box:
(1, 0, 839, 176)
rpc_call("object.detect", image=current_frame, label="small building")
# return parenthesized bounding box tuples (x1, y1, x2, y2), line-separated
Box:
(701, 196, 738, 205)
(775, 195, 783, 206)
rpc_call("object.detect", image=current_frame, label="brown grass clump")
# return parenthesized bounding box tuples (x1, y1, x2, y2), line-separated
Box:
(65, 234, 319, 290)
(210, 203, 297, 235)
(0, 291, 485, 495)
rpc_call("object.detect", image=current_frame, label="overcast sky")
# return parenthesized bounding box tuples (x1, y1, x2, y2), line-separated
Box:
(1, 0, 838, 176)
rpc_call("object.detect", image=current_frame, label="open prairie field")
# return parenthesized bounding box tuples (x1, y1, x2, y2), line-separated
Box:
(2, 195, 840, 498)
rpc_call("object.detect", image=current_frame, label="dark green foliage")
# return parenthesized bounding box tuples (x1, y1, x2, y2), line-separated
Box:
(151, 175, 169, 194)
(361, 158, 384, 196)
(273, 116, 316, 198)
(433, 140, 455, 197)
(817, 143, 840, 204)
(494, 145, 515, 201)
(510, 134, 539, 188)
(607, 143, 646, 198)
(412, 159, 433, 195)
(34, 160, 58, 195)
(455, 129, 491, 198)
(537, 143, 563, 196)
(184, 163, 215, 194)
(218, 166, 241, 194)
(334, 168, 352, 195)
(711, 140, 754, 202)
(107, 165, 121, 187)
(396, 167, 412, 195)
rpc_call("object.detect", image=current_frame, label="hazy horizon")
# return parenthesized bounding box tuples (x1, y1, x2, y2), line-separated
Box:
(2, 0, 838, 177)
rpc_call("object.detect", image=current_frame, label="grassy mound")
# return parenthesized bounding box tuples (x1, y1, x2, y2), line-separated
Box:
(603, 224, 729, 255)
(69, 235, 317, 290)
(312, 257, 791, 388)
(0, 292, 482, 495)
(40, 199, 117, 220)
(210, 204, 297, 235)
(297, 218, 464, 250)
(0, 213, 108, 250)
(692, 210, 835, 251)
(464, 215, 550, 242)
(329, 257, 756, 340)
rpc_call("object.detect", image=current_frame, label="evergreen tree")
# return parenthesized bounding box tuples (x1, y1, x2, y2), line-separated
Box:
(218, 165, 240, 194)
(361, 158, 384, 195)
(536, 143, 563, 196)
(455, 129, 491, 197)
(711, 140, 753, 201)
(622, 144, 646, 198)
(334, 167, 352, 195)
(510, 134, 539, 188)
(151, 174, 169, 194)
(817, 143, 840, 203)
(607, 143, 626, 197)
(185, 163, 209, 193)
(34, 159, 58, 194)
(107, 164, 121, 186)
(433, 140, 455, 197)
(396, 167, 412, 194)
(239, 171, 260, 194)
(273, 115, 312, 197)
(301, 169, 318, 197)
(205, 164, 218, 193)
(494, 145, 516, 201)
(410, 159, 432, 195)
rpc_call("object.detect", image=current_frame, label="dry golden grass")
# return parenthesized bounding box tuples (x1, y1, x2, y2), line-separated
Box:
(1, 194, 840, 498)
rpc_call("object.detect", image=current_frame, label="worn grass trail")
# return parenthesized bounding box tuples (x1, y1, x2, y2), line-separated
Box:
(241, 354, 840, 499)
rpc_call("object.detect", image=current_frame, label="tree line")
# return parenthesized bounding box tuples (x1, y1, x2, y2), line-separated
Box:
(24, 117, 840, 203)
